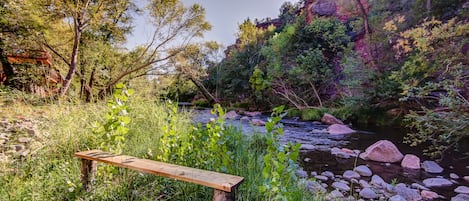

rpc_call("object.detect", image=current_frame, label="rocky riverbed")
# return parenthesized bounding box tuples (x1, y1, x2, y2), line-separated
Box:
(192, 108, 469, 201)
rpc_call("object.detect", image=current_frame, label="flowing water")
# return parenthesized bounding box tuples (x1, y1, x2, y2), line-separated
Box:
(191, 108, 469, 199)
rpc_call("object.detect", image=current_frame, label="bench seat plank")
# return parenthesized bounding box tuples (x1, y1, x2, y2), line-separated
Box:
(75, 150, 243, 192)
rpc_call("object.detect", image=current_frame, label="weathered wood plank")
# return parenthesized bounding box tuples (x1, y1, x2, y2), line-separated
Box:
(213, 189, 235, 201)
(80, 159, 97, 191)
(74, 150, 244, 192)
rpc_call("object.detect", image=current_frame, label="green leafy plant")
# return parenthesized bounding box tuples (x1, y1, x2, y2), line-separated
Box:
(260, 105, 301, 200)
(93, 83, 133, 154)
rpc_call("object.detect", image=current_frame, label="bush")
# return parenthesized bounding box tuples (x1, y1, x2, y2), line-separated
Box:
(300, 107, 329, 121)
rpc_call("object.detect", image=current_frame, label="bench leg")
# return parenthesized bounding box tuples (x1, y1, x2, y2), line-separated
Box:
(80, 158, 97, 191)
(213, 189, 235, 201)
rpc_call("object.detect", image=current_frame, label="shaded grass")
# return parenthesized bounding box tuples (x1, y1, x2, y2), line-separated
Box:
(0, 94, 321, 200)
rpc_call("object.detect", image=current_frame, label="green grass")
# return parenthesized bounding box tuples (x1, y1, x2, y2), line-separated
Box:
(0, 93, 322, 200)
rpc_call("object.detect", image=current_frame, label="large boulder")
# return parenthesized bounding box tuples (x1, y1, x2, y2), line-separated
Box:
(251, 119, 266, 126)
(359, 140, 404, 163)
(321, 113, 344, 125)
(327, 124, 355, 135)
(312, 0, 337, 16)
(401, 154, 421, 169)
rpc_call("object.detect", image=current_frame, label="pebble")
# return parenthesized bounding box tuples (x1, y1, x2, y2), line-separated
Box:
(451, 173, 460, 180)
(321, 171, 334, 178)
(359, 187, 377, 199)
(300, 144, 316, 150)
(411, 183, 430, 191)
(303, 157, 311, 162)
(464, 176, 469, 183)
(314, 175, 329, 182)
(296, 169, 308, 178)
(310, 171, 317, 176)
(332, 181, 351, 192)
(307, 180, 327, 194)
(421, 190, 439, 200)
(359, 179, 371, 188)
(343, 170, 361, 180)
(452, 194, 469, 201)
(454, 186, 469, 194)
(389, 195, 407, 201)
(354, 165, 372, 177)
(327, 190, 344, 199)
(423, 178, 453, 188)
(370, 175, 386, 187)
(394, 183, 422, 201)
(422, 160, 444, 174)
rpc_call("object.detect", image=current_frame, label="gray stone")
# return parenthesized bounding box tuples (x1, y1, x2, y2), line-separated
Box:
(451, 173, 461, 180)
(300, 144, 316, 150)
(240, 116, 250, 122)
(423, 178, 453, 188)
(354, 165, 372, 177)
(307, 180, 327, 194)
(422, 160, 444, 174)
(303, 157, 311, 162)
(251, 119, 266, 126)
(311, 171, 317, 176)
(455, 186, 469, 194)
(224, 111, 239, 119)
(359, 180, 371, 188)
(332, 181, 351, 192)
(314, 175, 329, 182)
(327, 190, 344, 199)
(243, 111, 261, 117)
(389, 195, 407, 201)
(452, 194, 469, 201)
(321, 171, 335, 178)
(328, 124, 355, 135)
(296, 169, 308, 178)
(343, 170, 361, 180)
(321, 113, 343, 125)
(359, 187, 377, 199)
(401, 154, 421, 169)
(395, 183, 422, 201)
(370, 175, 386, 187)
(411, 183, 430, 191)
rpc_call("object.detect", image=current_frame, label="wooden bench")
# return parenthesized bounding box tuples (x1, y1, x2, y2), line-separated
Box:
(75, 150, 244, 201)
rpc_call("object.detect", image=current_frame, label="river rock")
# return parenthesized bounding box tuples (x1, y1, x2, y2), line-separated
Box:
(300, 144, 315, 150)
(327, 124, 355, 135)
(321, 171, 335, 179)
(412, 183, 430, 191)
(423, 178, 453, 188)
(421, 190, 439, 200)
(450, 173, 460, 180)
(359, 187, 378, 199)
(343, 170, 361, 180)
(389, 195, 407, 201)
(303, 157, 311, 162)
(370, 175, 387, 187)
(464, 176, 469, 183)
(359, 179, 371, 188)
(307, 180, 327, 194)
(359, 140, 404, 163)
(395, 183, 422, 201)
(354, 165, 372, 177)
(401, 154, 421, 169)
(240, 116, 250, 122)
(455, 186, 469, 194)
(224, 111, 239, 119)
(312, 0, 337, 16)
(296, 169, 308, 178)
(314, 175, 329, 182)
(422, 161, 444, 174)
(452, 194, 469, 201)
(332, 181, 350, 192)
(327, 190, 344, 200)
(321, 113, 343, 125)
(251, 119, 266, 126)
(243, 111, 261, 117)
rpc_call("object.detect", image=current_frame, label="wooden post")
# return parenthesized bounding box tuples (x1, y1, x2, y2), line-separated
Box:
(213, 189, 235, 201)
(80, 158, 97, 191)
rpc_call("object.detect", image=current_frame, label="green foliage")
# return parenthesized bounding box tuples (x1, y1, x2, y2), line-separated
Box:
(93, 83, 133, 154)
(260, 105, 302, 200)
(300, 108, 329, 121)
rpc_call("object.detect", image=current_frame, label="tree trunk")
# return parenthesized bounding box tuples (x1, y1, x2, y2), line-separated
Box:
(426, 0, 432, 14)
(60, 16, 82, 97)
(354, 0, 371, 34)
(189, 77, 219, 103)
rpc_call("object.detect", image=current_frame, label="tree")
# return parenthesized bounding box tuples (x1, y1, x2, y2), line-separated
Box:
(97, 0, 211, 97)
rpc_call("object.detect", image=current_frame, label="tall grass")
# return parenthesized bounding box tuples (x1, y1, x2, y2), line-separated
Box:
(0, 93, 319, 200)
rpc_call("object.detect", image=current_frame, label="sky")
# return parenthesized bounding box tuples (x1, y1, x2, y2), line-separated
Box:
(125, 0, 295, 48)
